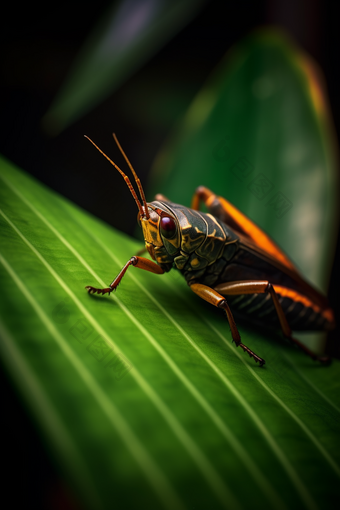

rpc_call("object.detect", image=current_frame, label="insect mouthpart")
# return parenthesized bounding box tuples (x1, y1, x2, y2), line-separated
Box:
(140, 209, 163, 249)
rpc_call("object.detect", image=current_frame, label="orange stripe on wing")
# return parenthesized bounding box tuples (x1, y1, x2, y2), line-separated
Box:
(219, 196, 296, 271)
(273, 285, 334, 324)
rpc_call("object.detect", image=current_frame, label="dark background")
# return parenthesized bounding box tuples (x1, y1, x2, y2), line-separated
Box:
(1, 0, 339, 507)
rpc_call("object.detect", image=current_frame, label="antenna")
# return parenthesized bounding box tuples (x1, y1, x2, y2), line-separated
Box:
(84, 135, 144, 218)
(112, 133, 150, 219)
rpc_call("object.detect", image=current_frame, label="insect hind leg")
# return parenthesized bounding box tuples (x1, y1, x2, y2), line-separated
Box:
(215, 280, 331, 365)
(218, 300, 266, 365)
(189, 282, 266, 366)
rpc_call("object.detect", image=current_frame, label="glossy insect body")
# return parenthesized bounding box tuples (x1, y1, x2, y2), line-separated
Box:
(85, 135, 335, 366)
(144, 197, 334, 332)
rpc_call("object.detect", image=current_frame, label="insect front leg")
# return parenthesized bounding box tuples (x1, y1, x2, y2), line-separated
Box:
(214, 280, 331, 364)
(189, 282, 265, 366)
(86, 256, 164, 295)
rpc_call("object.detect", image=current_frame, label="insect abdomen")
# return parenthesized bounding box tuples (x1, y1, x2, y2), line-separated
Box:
(227, 291, 334, 331)
(182, 241, 334, 332)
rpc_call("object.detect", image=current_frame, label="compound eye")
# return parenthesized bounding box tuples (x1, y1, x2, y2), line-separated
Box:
(160, 216, 176, 239)
(137, 213, 141, 227)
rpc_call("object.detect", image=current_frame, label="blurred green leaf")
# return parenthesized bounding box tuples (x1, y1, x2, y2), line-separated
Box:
(42, 0, 206, 134)
(1, 155, 340, 509)
(150, 29, 338, 291)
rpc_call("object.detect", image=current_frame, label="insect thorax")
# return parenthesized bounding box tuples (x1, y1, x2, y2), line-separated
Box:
(152, 201, 239, 283)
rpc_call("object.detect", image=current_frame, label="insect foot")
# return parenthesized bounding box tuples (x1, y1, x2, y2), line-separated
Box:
(237, 342, 266, 366)
(85, 286, 112, 296)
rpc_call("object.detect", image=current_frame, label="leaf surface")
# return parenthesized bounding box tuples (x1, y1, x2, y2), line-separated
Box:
(0, 155, 340, 510)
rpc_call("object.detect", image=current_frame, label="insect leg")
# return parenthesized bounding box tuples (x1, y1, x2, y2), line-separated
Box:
(189, 282, 265, 366)
(154, 193, 171, 202)
(86, 256, 164, 295)
(191, 186, 256, 236)
(191, 186, 242, 231)
(214, 280, 331, 364)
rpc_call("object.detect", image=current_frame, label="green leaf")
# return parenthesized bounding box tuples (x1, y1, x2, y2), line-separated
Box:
(1, 155, 340, 509)
(42, 0, 206, 135)
(150, 30, 338, 291)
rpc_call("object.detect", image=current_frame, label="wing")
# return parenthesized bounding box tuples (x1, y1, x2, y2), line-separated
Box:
(192, 186, 298, 271)
(192, 186, 330, 311)
(237, 235, 330, 311)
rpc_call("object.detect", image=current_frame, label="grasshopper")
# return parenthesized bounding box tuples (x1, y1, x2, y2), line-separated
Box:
(85, 135, 335, 366)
